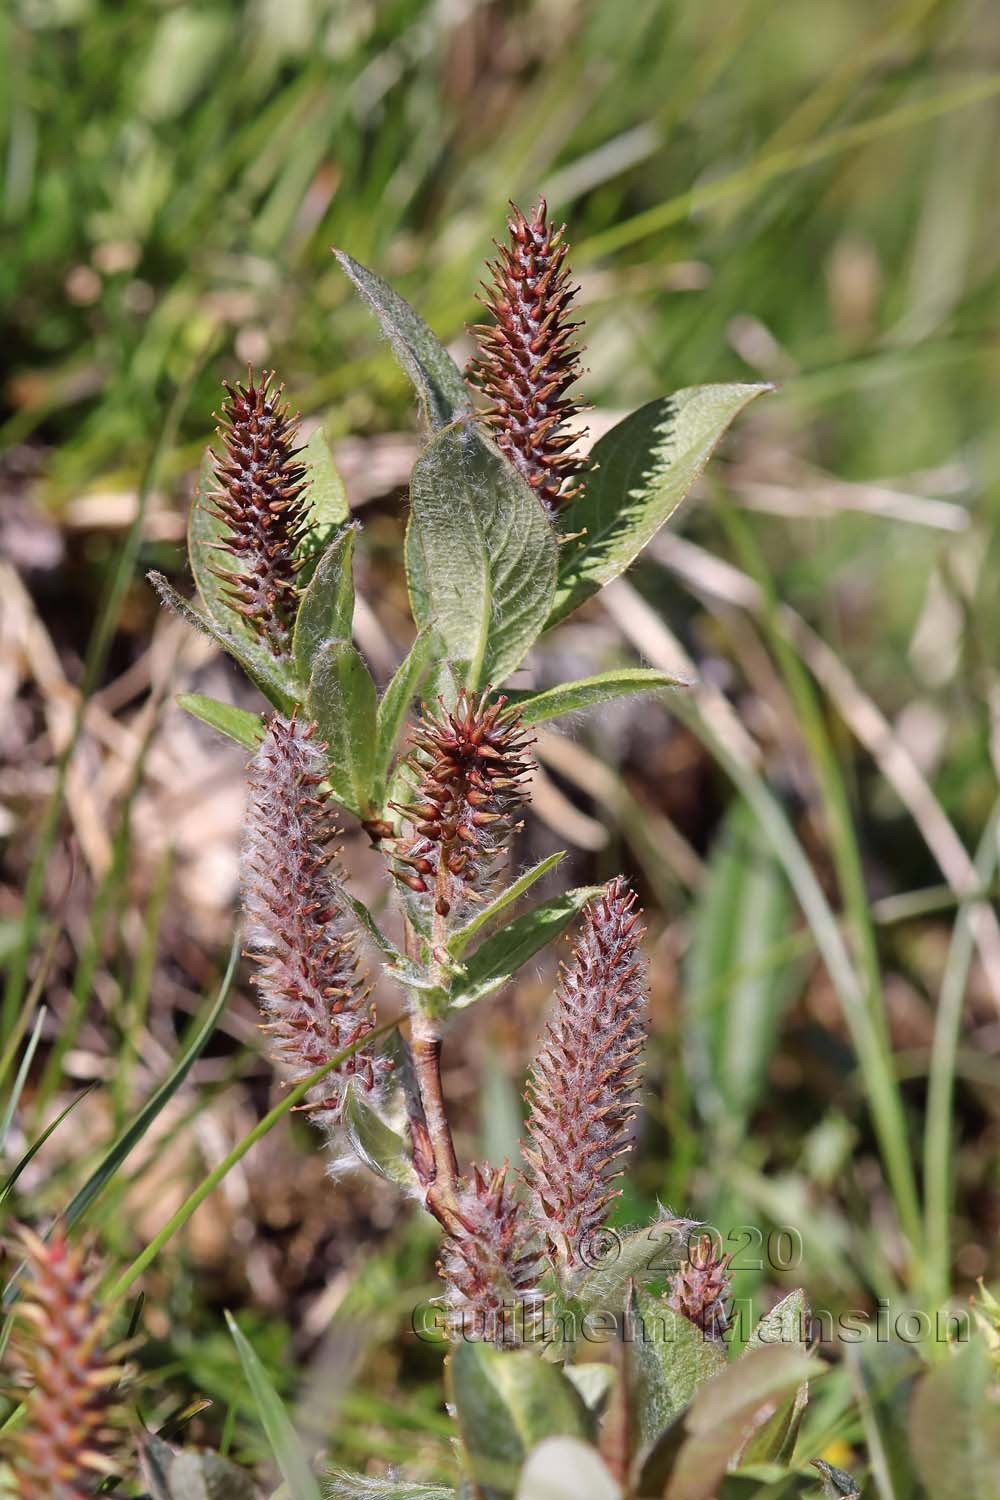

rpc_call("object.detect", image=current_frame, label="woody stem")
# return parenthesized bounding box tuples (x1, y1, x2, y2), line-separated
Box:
(404, 916, 461, 1225)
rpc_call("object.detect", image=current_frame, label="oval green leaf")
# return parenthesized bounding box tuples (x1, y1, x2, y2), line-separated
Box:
(510, 669, 689, 726)
(334, 250, 471, 432)
(176, 693, 264, 750)
(308, 638, 378, 817)
(407, 419, 558, 690)
(550, 384, 772, 628)
(292, 526, 355, 687)
(449, 1341, 594, 1498)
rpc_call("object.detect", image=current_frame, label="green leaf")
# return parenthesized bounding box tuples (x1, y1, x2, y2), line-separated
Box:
(663, 1347, 824, 1500)
(510, 669, 689, 725)
(373, 627, 438, 807)
(334, 249, 471, 432)
(1, 1085, 96, 1207)
(516, 1437, 621, 1500)
(149, 572, 297, 713)
(141, 1435, 260, 1499)
(627, 1290, 727, 1451)
(292, 526, 355, 687)
(737, 1290, 810, 1467)
(3, 935, 240, 1312)
(338, 889, 405, 966)
(407, 419, 558, 690)
(177, 693, 264, 750)
(297, 424, 349, 579)
(550, 385, 772, 628)
(342, 1081, 418, 1190)
(684, 800, 801, 1135)
(64, 935, 240, 1232)
(225, 1312, 322, 1500)
(187, 450, 243, 632)
(308, 639, 378, 817)
(563, 1364, 617, 1419)
(448, 852, 566, 960)
(449, 1341, 593, 1498)
(575, 1219, 698, 1317)
(910, 1337, 1000, 1499)
(450, 885, 601, 1010)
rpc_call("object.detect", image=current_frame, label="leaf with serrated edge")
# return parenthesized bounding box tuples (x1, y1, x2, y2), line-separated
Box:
(334, 250, 471, 432)
(292, 526, 355, 687)
(449, 853, 566, 959)
(177, 694, 264, 750)
(511, 670, 688, 726)
(550, 385, 772, 628)
(308, 638, 377, 817)
(449, 1341, 593, 1499)
(373, 627, 438, 808)
(408, 419, 557, 690)
(149, 572, 297, 712)
(342, 1081, 417, 1190)
(451, 886, 600, 1010)
(516, 1436, 621, 1500)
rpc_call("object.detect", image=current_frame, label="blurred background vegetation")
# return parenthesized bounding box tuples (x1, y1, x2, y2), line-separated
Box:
(2, 0, 1000, 1492)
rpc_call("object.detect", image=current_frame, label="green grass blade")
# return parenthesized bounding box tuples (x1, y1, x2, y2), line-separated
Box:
(61, 931, 241, 1233)
(1, 1085, 97, 1208)
(716, 502, 922, 1258)
(2, 343, 215, 1041)
(923, 800, 1000, 1309)
(0, 1008, 46, 1155)
(108, 1016, 398, 1302)
(225, 1310, 322, 1500)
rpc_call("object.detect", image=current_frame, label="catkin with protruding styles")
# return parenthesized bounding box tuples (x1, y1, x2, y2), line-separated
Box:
(437, 1162, 542, 1346)
(390, 690, 535, 918)
(7, 1227, 133, 1499)
(207, 369, 307, 656)
(469, 198, 585, 512)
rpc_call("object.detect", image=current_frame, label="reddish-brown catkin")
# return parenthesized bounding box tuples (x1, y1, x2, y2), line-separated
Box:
(469, 198, 585, 513)
(390, 690, 534, 917)
(437, 1163, 542, 1346)
(7, 1227, 132, 1498)
(523, 878, 648, 1273)
(242, 715, 386, 1123)
(207, 369, 307, 656)
(666, 1235, 733, 1345)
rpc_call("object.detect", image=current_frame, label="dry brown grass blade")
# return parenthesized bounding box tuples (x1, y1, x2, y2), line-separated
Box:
(652, 533, 1000, 1012)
